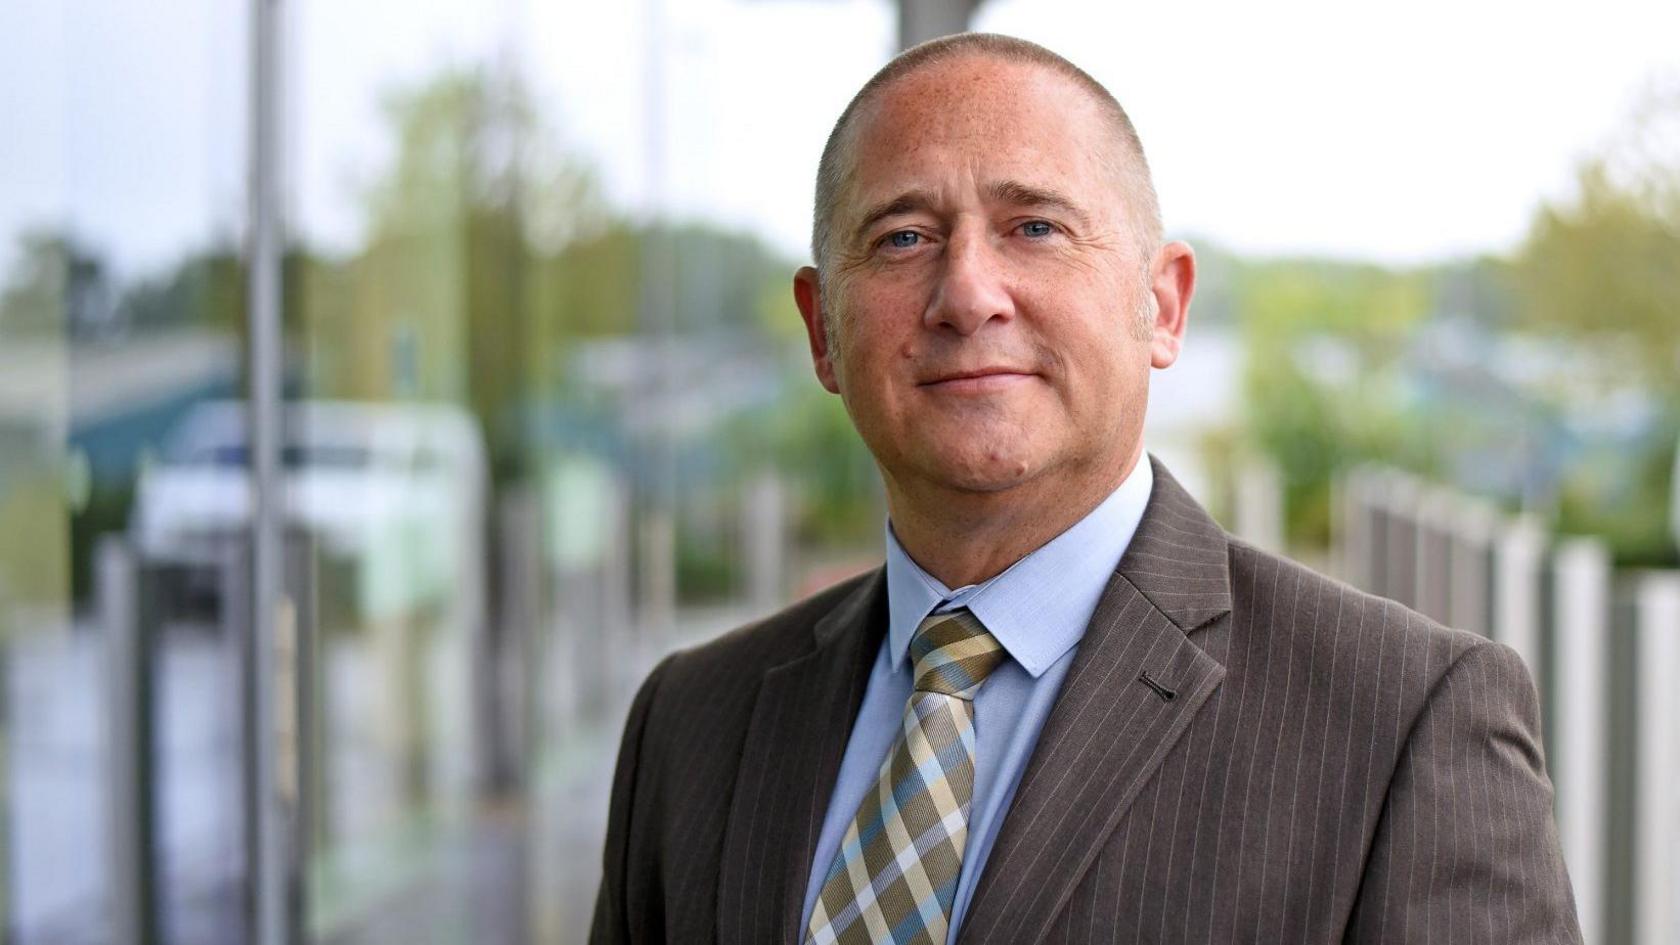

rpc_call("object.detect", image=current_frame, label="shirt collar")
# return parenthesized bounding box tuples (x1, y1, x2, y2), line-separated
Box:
(884, 455, 1155, 679)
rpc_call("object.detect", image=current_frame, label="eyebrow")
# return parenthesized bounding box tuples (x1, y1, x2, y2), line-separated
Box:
(986, 180, 1092, 228)
(847, 180, 1094, 247)
(850, 190, 940, 247)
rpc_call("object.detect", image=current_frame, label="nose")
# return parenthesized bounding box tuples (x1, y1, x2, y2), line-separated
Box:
(923, 226, 1014, 335)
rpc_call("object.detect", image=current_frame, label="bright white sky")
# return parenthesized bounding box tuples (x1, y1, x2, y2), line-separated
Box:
(3, 0, 1677, 281)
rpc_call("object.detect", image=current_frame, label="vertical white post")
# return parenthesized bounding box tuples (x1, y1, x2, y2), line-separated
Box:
(1414, 487, 1457, 624)
(1333, 468, 1365, 587)
(1233, 456, 1285, 553)
(1494, 515, 1547, 685)
(1383, 472, 1422, 609)
(744, 471, 787, 614)
(1447, 497, 1497, 637)
(1553, 537, 1611, 944)
(1634, 572, 1680, 945)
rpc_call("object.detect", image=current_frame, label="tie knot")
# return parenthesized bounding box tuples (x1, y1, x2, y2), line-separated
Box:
(909, 608, 1005, 699)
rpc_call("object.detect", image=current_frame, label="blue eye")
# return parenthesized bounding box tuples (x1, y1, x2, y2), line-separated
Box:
(1021, 220, 1054, 238)
(886, 231, 921, 249)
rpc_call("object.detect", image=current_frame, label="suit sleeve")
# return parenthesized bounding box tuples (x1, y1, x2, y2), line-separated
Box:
(589, 655, 673, 945)
(1346, 640, 1584, 944)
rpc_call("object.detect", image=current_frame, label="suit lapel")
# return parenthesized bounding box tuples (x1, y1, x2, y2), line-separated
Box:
(716, 568, 887, 945)
(958, 458, 1234, 945)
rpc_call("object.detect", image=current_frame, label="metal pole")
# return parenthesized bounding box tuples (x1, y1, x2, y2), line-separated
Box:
(248, 0, 293, 941)
(896, 0, 982, 50)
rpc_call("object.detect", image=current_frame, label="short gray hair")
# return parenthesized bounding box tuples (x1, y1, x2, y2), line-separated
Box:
(810, 33, 1163, 274)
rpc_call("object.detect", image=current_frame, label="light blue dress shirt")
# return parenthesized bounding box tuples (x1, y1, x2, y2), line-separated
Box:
(799, 457, 1155, 943)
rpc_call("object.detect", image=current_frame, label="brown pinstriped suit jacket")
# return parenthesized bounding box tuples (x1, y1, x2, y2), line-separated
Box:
(590, 459, 1582, 944)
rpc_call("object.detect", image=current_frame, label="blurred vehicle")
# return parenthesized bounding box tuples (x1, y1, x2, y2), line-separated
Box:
(132, 400, 487, 626)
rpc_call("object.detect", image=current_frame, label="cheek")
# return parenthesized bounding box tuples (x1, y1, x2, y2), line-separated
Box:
(839, 285, 922, 361)
(1036, 310, 1145, 413)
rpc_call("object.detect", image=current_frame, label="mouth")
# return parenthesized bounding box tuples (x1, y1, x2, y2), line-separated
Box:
(918, 367, 1037, 393)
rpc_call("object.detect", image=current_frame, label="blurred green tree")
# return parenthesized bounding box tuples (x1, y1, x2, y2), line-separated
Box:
(295, 65, 890, 594)
(1512, 80, 1680, 390)
(1231, 255, 1432, 545)
(298, 67, 610, 482)
(1508, 78, 1680, 562)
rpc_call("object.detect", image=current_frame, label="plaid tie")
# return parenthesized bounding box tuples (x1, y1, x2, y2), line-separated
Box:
(805, 608, 1005, 945)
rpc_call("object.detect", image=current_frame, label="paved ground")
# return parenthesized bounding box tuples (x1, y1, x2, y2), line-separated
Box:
(4, 610, 733, 945)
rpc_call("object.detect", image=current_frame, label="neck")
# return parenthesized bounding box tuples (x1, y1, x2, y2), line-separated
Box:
(885, 446, 1144, 589)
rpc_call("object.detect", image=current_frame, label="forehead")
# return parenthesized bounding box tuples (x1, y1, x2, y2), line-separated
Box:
(841, 57, 1120, 214)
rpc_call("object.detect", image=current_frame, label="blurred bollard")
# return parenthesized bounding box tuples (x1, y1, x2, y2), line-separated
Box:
(100, 536, 158, 945)
(491, 486, 541, 794)
(217, 534, 259, 945)
(1494, 515, 1548, 685)
(1414, 487, 1457, 624)
(1446, 496, 1497, 637)
(637, 510, 676, 661)
(1631, 573, 1680, 945)
(744, 471, 787, 615)
(1367, 472, 1393, 600)
(1232, 456, 1284, 553)
(1552, 537, 1611, 945)
(600, 480, 634, 711)
(1335, 466, 1378, 589)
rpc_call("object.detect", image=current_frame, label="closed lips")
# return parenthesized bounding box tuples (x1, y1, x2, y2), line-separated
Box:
(921, 368, 1034, 385)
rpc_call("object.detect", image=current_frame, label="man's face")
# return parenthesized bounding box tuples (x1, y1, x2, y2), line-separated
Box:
(795, 56, 1191, 503)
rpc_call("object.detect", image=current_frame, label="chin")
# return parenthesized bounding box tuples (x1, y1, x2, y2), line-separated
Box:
(924, 446, 1042, 495)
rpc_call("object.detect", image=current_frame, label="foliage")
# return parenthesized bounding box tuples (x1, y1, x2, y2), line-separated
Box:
(1230, 78, 1680, 564)
(1228, 253, 1433, 546)
(0, 472, 70, 618)
(123, 246, 244, 335)
(297, 66, 880, 582)
(723, 369, 881, 549)
(1503, 79, 1680, 563)
(1511, 78, 1680, 390)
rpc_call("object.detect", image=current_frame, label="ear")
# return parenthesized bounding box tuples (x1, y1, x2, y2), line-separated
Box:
(1147, 241, 1196, 370)
(793, 266, 841, 393)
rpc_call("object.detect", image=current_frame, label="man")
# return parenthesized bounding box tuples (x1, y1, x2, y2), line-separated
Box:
(591, 33, 1580, 945)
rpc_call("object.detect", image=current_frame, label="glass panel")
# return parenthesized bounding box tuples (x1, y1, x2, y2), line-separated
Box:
(290, 3, 516, 940)
(1, 1, 251, 942)
(289, 2, 894, 941)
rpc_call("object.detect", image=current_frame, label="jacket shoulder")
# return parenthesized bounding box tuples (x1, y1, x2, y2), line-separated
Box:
(1224, 537, 1508, 691)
